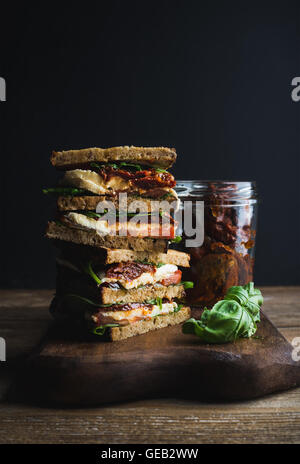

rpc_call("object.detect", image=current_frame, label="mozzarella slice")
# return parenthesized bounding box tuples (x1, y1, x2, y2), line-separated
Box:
(63, 212, 175, 238)
(100, 301, 178, 323)
(61, 168, 178, 199)
(64, 212, 110, 235)
(102, 264, 178, 289)
(62, 169, 129, 195)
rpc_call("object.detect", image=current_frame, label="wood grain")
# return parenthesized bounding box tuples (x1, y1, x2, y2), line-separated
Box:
(0, 287, 300, 444)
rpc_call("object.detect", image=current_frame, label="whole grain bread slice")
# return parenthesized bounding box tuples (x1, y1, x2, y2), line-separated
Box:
(108, 306, 191, 341)
(101, 283, 185, 304)
(51, 146, 176, 169)
(55, 241, 190, 266)
(46, 221, 168, 252)
(57, 192, 178, 211)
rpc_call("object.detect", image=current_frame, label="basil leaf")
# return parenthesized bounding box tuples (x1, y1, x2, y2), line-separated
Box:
(79, 210, 108, 219)
(145, 298, 162, 308)
(90, 160, 169, 173)
(92, 323, 120, 336)
(182, 281, 194, 289)
(43, 187, 93, 196)
(174, 304, 183, 313)
(182, 300, 257, 344)
(170, 235, 182, 244)
(224, 282, 263, 322)
(90, 162, 119, 170)
(119, 162, 143, 171)
(182, 283, 263, 344)
(83, 261, 102, 285)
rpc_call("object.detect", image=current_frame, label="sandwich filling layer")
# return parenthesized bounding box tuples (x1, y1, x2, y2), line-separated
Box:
(60, 212, 176, 239)
(61, 167, 176, 197)
(101, 262, 182, 289)
(91, 300, 180, 326)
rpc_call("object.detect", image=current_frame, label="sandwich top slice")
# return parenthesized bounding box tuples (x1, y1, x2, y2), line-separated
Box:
(51, 146, 177, 169)
(46, 146, 177, 199)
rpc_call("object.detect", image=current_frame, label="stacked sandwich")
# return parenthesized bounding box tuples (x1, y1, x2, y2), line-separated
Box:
(44, 146, 192, 341)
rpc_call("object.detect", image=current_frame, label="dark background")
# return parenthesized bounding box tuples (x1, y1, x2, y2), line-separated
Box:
(1, 1, 299, 288)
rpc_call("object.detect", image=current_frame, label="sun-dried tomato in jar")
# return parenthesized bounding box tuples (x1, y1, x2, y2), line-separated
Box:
(176, 181, 258, 307)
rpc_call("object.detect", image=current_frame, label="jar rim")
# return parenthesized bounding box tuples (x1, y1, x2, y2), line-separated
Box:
(176, 180, 256, 185)
(175, 180, 258, 203)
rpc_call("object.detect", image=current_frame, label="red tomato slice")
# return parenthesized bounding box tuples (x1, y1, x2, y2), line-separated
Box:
(161, 269, 182, 286)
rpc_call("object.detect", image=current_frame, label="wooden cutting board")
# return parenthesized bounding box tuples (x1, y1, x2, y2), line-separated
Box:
(10, 310, 300, 406)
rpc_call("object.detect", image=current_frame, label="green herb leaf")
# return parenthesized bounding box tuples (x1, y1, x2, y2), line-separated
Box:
(92, 323, 120, 336)
(145, 298, 163, 308)
(83, 261, 102, 285)
(182, 281, 194, 289)
(182, 283, 263, 344)
(79, 210, 108, 219)
(170, 235, 182, 244)
(224, 282, 263, 323)
(174, 304, 183, 313)
(43, 187, 92, 196)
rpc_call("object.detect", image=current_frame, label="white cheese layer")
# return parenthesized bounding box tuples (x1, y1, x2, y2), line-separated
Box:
(102, 264, 178, 290)
(64, 212, 110, 235)
(63, 212, 174, 238)
(62, 169, 129, 195)
(100, 302, 178, 323)
(61, 168, 178, 198)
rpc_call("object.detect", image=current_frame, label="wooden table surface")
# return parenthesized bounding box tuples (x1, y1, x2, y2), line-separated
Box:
(0, 287, 299, 444)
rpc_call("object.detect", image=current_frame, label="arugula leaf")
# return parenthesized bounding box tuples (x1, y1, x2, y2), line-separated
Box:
(83, 261, 102, 285)
(182, 281, 194, 289)
(145, 298, 162, 308)
(90, 160, 168, 173)
(92, 323, 120, 336)
(174, 304, 183, 313)
(119, 162, 143, 171)
(90, 161, 119, 170)
(80, 210, 108, 219)
(43, 187, 92, 196)
(170, 235, 182, 244)
(182, 283, 263, 344)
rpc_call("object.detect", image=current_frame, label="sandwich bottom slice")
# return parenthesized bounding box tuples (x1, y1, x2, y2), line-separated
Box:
(107, 307, 191, 341)
(50, 295, 191, 342)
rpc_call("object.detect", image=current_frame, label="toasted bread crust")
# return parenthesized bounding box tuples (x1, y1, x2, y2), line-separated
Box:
(46, 221, 168, 252)
(108, 307, 191, 341)
(57, 193, 178, 211)
(55, 241, 190, 267)
(51, 146, 177, 169)
(101, 283, 185, 304)
(106, 248, 190, 267)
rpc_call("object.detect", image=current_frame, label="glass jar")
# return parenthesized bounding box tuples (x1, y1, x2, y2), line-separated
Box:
(176, 181, 258, 307)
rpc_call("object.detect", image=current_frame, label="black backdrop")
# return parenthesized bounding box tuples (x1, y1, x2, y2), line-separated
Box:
(1, 1, 299, 288)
